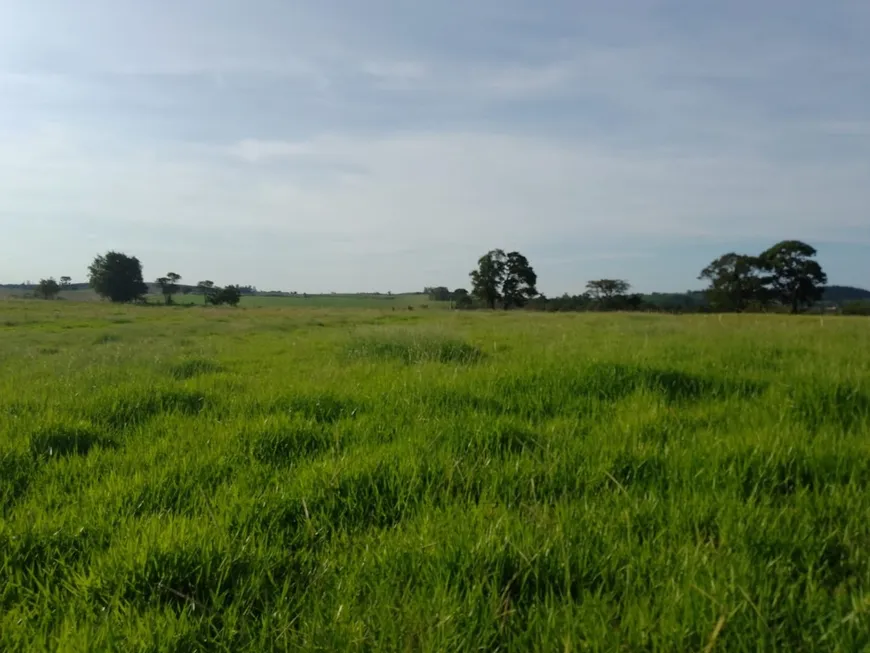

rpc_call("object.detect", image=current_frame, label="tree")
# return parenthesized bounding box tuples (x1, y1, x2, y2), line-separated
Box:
(88, 252, 148, 303)
(759, 241, 827, 314)
(197, 280, 216, 305)
(424, 286, 452, 302)
(470, 249, 538, 309)
(453, 288, 473, 309)
(60, 276, 72, 288)
(501, 251, 538, 309)
(156, 272, 182, 305)
(698, 253, 766, 312)
(586, 279, 631, 302)
(213, 285, 242, 307)
(35, 278, 60, 300)
(470, 249, 507, 309)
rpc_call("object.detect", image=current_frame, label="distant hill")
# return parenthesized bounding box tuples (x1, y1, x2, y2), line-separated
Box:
(821, 285, 870, 303)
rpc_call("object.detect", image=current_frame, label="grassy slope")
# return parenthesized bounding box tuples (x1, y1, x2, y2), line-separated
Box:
(1, 301, 869, 651)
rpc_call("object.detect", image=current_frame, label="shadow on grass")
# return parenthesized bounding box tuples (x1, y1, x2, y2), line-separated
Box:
(0, 450, 36, 509)
(29, 424, 118, 459)
(451, 425, 542, 458)
(729, 450, 870, 501)
(346, 333, 484, 365)
(790, 383, 870, 433)
(93, 333, 122, 345)
(251, 423, 340, 466)
(168, 358, 223, 380)
(88, 389, 212, 430)
(424, 364, 765, 420)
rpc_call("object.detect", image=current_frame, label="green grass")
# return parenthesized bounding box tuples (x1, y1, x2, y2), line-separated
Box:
(1, 300, 869, 651)
(237, 292, 442, 309)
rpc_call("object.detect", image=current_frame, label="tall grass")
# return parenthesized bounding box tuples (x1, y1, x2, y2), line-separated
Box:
(1, 301, 869, 651)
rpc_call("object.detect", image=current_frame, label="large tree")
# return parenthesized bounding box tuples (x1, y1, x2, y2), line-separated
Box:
(470, 249, 507, 309)
(586, 279, 631, 301)
(88, 252, 148, 303)
(470, 249, 539, 309)
(759, 240, 827, 313)
(698, 253, 766, 312)
(501, 251, 538, 309)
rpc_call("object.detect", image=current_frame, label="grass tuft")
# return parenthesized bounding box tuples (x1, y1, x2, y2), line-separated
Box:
(29, 423, 117, 459)
(346, 331, 484, 364)
(169, 358, 223, 380)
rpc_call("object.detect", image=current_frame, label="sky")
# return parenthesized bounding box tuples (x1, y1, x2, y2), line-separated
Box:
(1, 0, 869, 295)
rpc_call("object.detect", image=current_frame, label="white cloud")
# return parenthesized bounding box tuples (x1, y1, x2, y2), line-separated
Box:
(3, 126, 868, 253)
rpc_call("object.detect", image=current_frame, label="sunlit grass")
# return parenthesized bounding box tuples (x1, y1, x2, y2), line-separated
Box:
(1, 300, 869, 651)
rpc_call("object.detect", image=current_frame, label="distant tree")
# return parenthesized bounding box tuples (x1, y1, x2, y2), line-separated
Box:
(453, 288, 473, 309)
(59, 276, 72, 288)
(586, 279, 631, 302)
(470, 249, 507, 309)
(470, 249, 538, 309)
(197, 280, 216, 305)
(156, 272, 182, 305)
(425, 286, 452, 302)
(698, 253, 766, 312)
(501, 251, 538, 309)
(624, 294, 645, 311)
(213, 285, 242, 307)
(759, 240, 828, 313)
(88, 252, 148, 303)
(35, 278, 60, 300)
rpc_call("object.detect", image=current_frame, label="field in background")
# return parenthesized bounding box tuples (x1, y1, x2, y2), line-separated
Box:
(1, 300, 869, 650)
(238, 293, 440, 309)
(0, 288, 439, 310)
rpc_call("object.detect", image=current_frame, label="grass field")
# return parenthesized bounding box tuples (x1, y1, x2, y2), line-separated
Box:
(0, 288, 439, 310)
(1, 300, 869, 651)
(237, 293, 439, 310)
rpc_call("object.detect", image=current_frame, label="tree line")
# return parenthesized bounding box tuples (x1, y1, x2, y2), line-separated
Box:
(28, 240, 845, 315)
(34, 252, 244, 305)
(434, 240, 834, 314)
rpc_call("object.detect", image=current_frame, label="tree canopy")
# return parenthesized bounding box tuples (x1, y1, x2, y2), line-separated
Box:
(88, 252, 148, 303)
(470, 249, 507, 309)
(470, 249, 538, 309)
(698, 253, 766, 312)
(585, 279, 630, 301)
(760, 241, 827, 313)
(156, 272, 182, 305)
(699, 241, 827, 313)
(35, 278, 60, 300)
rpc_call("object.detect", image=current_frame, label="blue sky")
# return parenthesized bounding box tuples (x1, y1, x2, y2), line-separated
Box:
(2, 0, 869, 294)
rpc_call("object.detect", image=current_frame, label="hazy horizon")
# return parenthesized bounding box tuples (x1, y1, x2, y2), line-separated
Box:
(2, 1, 869, 295)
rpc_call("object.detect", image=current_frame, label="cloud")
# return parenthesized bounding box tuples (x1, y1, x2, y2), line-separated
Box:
(4, 125, 868, 248)
(1, 0, 869, 290)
